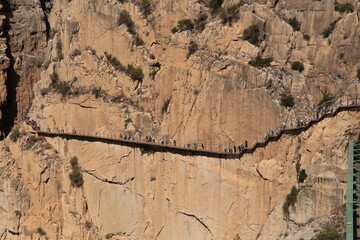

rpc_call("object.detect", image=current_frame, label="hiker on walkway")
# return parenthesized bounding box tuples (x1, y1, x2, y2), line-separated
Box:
(173, 139, 176, 146)
(244, 141, 248, 148)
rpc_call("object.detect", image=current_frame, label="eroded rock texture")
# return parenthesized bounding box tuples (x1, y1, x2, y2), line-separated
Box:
(0, 0, 359, 239)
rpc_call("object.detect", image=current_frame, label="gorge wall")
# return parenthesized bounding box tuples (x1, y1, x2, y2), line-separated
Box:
(0, 0, 359, 239)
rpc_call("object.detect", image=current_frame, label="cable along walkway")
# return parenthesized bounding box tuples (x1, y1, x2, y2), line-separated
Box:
(30, 95, 360, 159)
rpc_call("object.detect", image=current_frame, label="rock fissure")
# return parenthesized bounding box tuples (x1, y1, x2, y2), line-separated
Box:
(69, 102, 97, 109)
(81, 167, 134, 185)
(178, 211, 213, 236)
(117, 150, 132, 163)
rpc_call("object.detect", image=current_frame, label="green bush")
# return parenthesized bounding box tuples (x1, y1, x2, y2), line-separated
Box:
(104, 52, 126, 71)
(161, 98, 171, 115)
(283, 186, 299, 218)
(195, 13, 208, 32)
(314, 222, 339, 239)
(171, 27, 179, 34)
(69, 156, 83, 188)
(303, 34, 310, 41)
(10, 129, 22, 142)
(50, 72, 60, 88)
(70, 156, 78, 168)
(71, 49, 81, 57)
(220, 4, 240, 25)
(57, 81, 71, 97)
(208, 0, 224, 13)
(187, 41, 198, 59)
(91, 87, 103, 99)
(85, 220, 92, 230)
(56, 41, 63, 60)
(140, 147, 155, 155)
(134, 36, 144, 46)
(335, 2, 354, 12)
(280, 92, 295, 108)
(126, 64, 144, 82)
(136, 0, 152, 17)
(118, 10, 136, 34)
(288, 17, 301, 31)
(298, 169, 307, 183)
(37, 227, 46, 236)
(40, 88, 50, 96)
(318, 92, 335, 107)
(291, 61, 304, 72)
(243, 25, 261, 46)
(322, 20, 338, 38)
(249, 55, 273, 68)
(177, 19, 194, 31)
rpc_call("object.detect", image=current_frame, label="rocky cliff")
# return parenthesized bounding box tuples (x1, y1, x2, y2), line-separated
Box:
(0, 0, 359, 239)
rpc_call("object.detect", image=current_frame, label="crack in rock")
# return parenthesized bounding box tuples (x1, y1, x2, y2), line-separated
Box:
(178, 211, 213, 236)
(117, 150, 132, 163)
(256, 168, 270, 181)
(81, 167, 134, 185)
(70, 102, 96, 109)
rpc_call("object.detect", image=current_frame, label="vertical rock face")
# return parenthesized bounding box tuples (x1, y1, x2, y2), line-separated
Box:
(0, 112, 358, 239)
(0, 3, 10, 137)
(0, 0, 48, 138)
(0, 0, 359, 239)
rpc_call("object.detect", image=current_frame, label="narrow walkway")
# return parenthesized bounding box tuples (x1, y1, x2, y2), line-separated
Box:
(30, 102, 360, 159)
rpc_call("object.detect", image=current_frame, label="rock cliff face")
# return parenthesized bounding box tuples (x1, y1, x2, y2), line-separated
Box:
(0, 0, 359, 239)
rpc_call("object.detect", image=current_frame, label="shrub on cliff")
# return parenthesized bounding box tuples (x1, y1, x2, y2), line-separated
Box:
(195, 13, 208, 32)
(10, 129, 22, 142)
(70, 49, 81, 57)
(249, 55, 273, 68)
(136, 0, 152, 17)
(187, 41, 198, 59)
(69, 156, 83, 188)
(161, 98, 171, 115)
(298, 169, 307, 183)
(177, 19, 194, 31)
(37, 227, 46, 236)
(91, 86, 103, 99)
(243, 25, 260, 46)
(322, 20, 338, 38)
(291, 61, 304, 72)
(288, 17, 301, 31)
(117, 10, 135, 34)
(208, 0, 224, 13)
(335, 2, 354, 13)
(104, 52, 126, 71)
(283, 186, 299, 218)
(318, 92, 335, 107)
(314, 222, 340, 239)
(220, 4, 240, 25)
(126, 64, 144, 82)
(280, 92, 295, 108)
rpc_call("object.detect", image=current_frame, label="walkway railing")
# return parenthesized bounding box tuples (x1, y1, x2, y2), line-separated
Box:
(346, 140, 360, 240)
(28, 94, 360, 159)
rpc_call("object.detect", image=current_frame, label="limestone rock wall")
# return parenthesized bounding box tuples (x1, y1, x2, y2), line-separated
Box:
(0, 111, 357, 240)
(0, 0, 359, 239)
